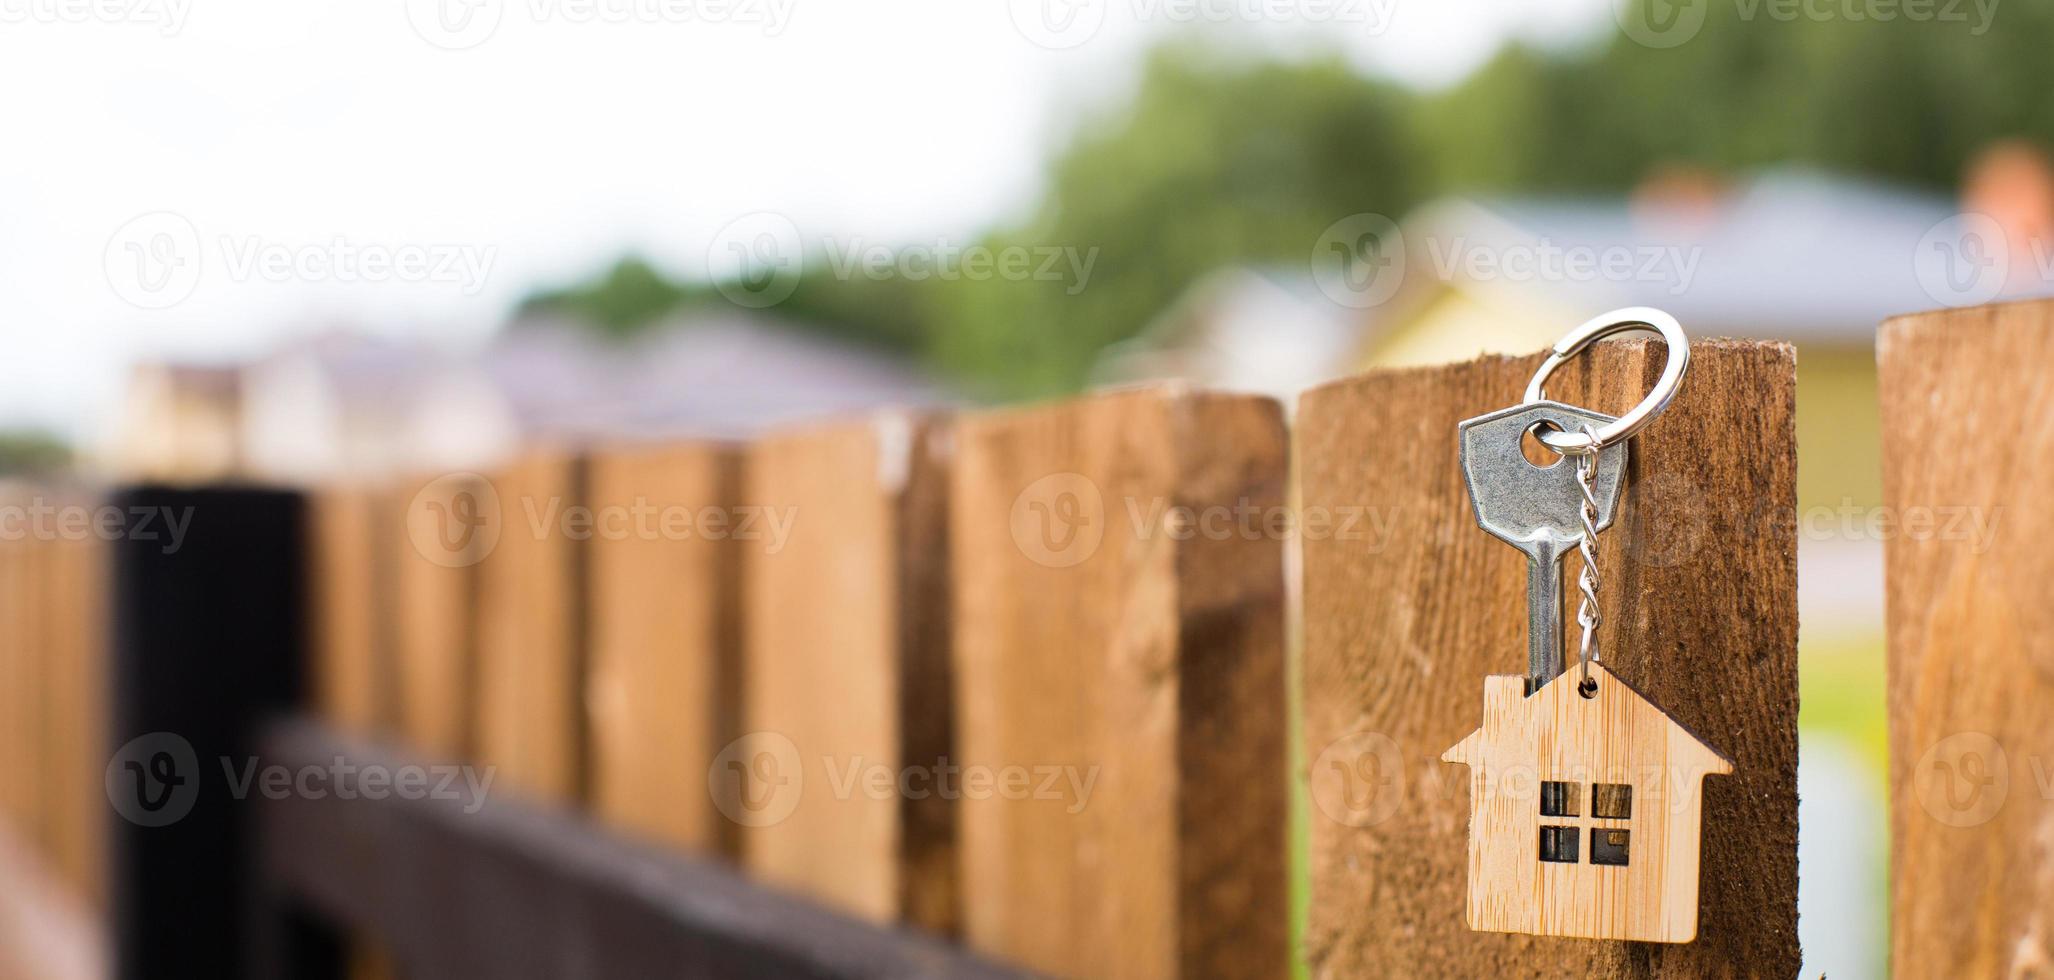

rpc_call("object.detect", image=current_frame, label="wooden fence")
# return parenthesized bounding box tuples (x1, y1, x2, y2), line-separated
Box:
(63, 316, 2054, 976)
(1881, 302, 2054, 979)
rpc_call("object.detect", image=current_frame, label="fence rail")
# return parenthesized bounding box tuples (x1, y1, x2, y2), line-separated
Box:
(253, 718, 1023, 980)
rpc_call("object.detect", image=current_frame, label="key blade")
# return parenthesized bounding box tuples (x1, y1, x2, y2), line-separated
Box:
(1458, 401, 1629, 691)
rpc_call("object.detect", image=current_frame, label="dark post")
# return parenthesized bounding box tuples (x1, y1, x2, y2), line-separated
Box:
(104, 486, 332, 980)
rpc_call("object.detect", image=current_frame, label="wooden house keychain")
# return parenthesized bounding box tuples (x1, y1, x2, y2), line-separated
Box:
(1440, 308, 1732, 944)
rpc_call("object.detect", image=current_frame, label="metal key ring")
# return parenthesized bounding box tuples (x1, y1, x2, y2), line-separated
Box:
(1522, 306, 1690, 455)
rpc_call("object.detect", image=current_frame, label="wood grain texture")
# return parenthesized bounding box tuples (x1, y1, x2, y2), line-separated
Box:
(42, 531, 107, 908)
(1881, 302, 2054, 979)
(309, 487, 393, 735)
(951, 386, 1288, 979)
(1300, 340, 1797, 978)
(1441, 664, 1732, 943)
(739, 414, 956, 933)
(0, 525, 48, 856)
(585, 442, 742, 856)
(475, 452, 589, 803)
(394, 472, 485, 761)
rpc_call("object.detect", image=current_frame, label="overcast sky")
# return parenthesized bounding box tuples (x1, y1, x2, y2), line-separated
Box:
(0, 0, 1616, 440)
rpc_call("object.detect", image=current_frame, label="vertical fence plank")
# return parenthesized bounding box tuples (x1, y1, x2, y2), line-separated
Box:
(1299, 340, 1798, 977)
(1881, 303, 2054, 978)
(951, 387, 1288, 979)
(475, 452, 588, 804)
(45, 529, 108, 907)
(738, 414, 956, 932)
(0, 527, 32, 850)
(309, 488, 391, 735)
(585, 442, 742, 855)
(394, 473, 485, 761)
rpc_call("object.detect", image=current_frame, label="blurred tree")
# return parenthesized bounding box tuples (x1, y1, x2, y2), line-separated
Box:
(1425, 0, 2054, 194)
(519, 255, 697, 339)
(931, 42, 1423, 396)
(526, 10, 2054, 396)
(0, 431, 70, 477)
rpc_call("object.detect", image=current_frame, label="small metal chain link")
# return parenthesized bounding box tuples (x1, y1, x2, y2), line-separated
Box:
(1573, 424, 1604, 694)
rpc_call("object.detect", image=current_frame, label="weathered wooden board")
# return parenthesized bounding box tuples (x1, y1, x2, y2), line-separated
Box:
(0, 528, 44, 854)
(43, 531, 108, 908)
(586, 442, 743, 856)
(1300, 340, 1798, 977)
(394, 473, 485, 761)
(739, 415, 956, 934)
(309, 487, 392, 735)
(1882, 302, 2054, 978)
(475, 453, 588, 803)
(951, 387, 1288, 979)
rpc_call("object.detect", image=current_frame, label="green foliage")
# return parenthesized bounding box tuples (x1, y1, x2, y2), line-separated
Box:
(519, 255, 700, 340)
(0, 431, 71, 477)
(930, 43, 1423, 397)
(523, 8, 2054, 395)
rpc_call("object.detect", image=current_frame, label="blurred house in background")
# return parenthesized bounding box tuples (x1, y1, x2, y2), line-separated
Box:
(1091, 267, 1364, 406)
(110, 364, 245, 483)
(110, 313, 949, 485)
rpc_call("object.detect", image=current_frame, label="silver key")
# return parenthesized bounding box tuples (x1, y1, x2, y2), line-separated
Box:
(1458, 401, 1627, 693)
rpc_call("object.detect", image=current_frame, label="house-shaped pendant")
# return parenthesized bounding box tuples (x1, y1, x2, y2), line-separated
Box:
(1440, 662, 1732, 943)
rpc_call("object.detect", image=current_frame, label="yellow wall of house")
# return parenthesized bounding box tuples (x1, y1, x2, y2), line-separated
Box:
(1360, 288, 1884, 511)
(1358, 288, 1574, 369)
